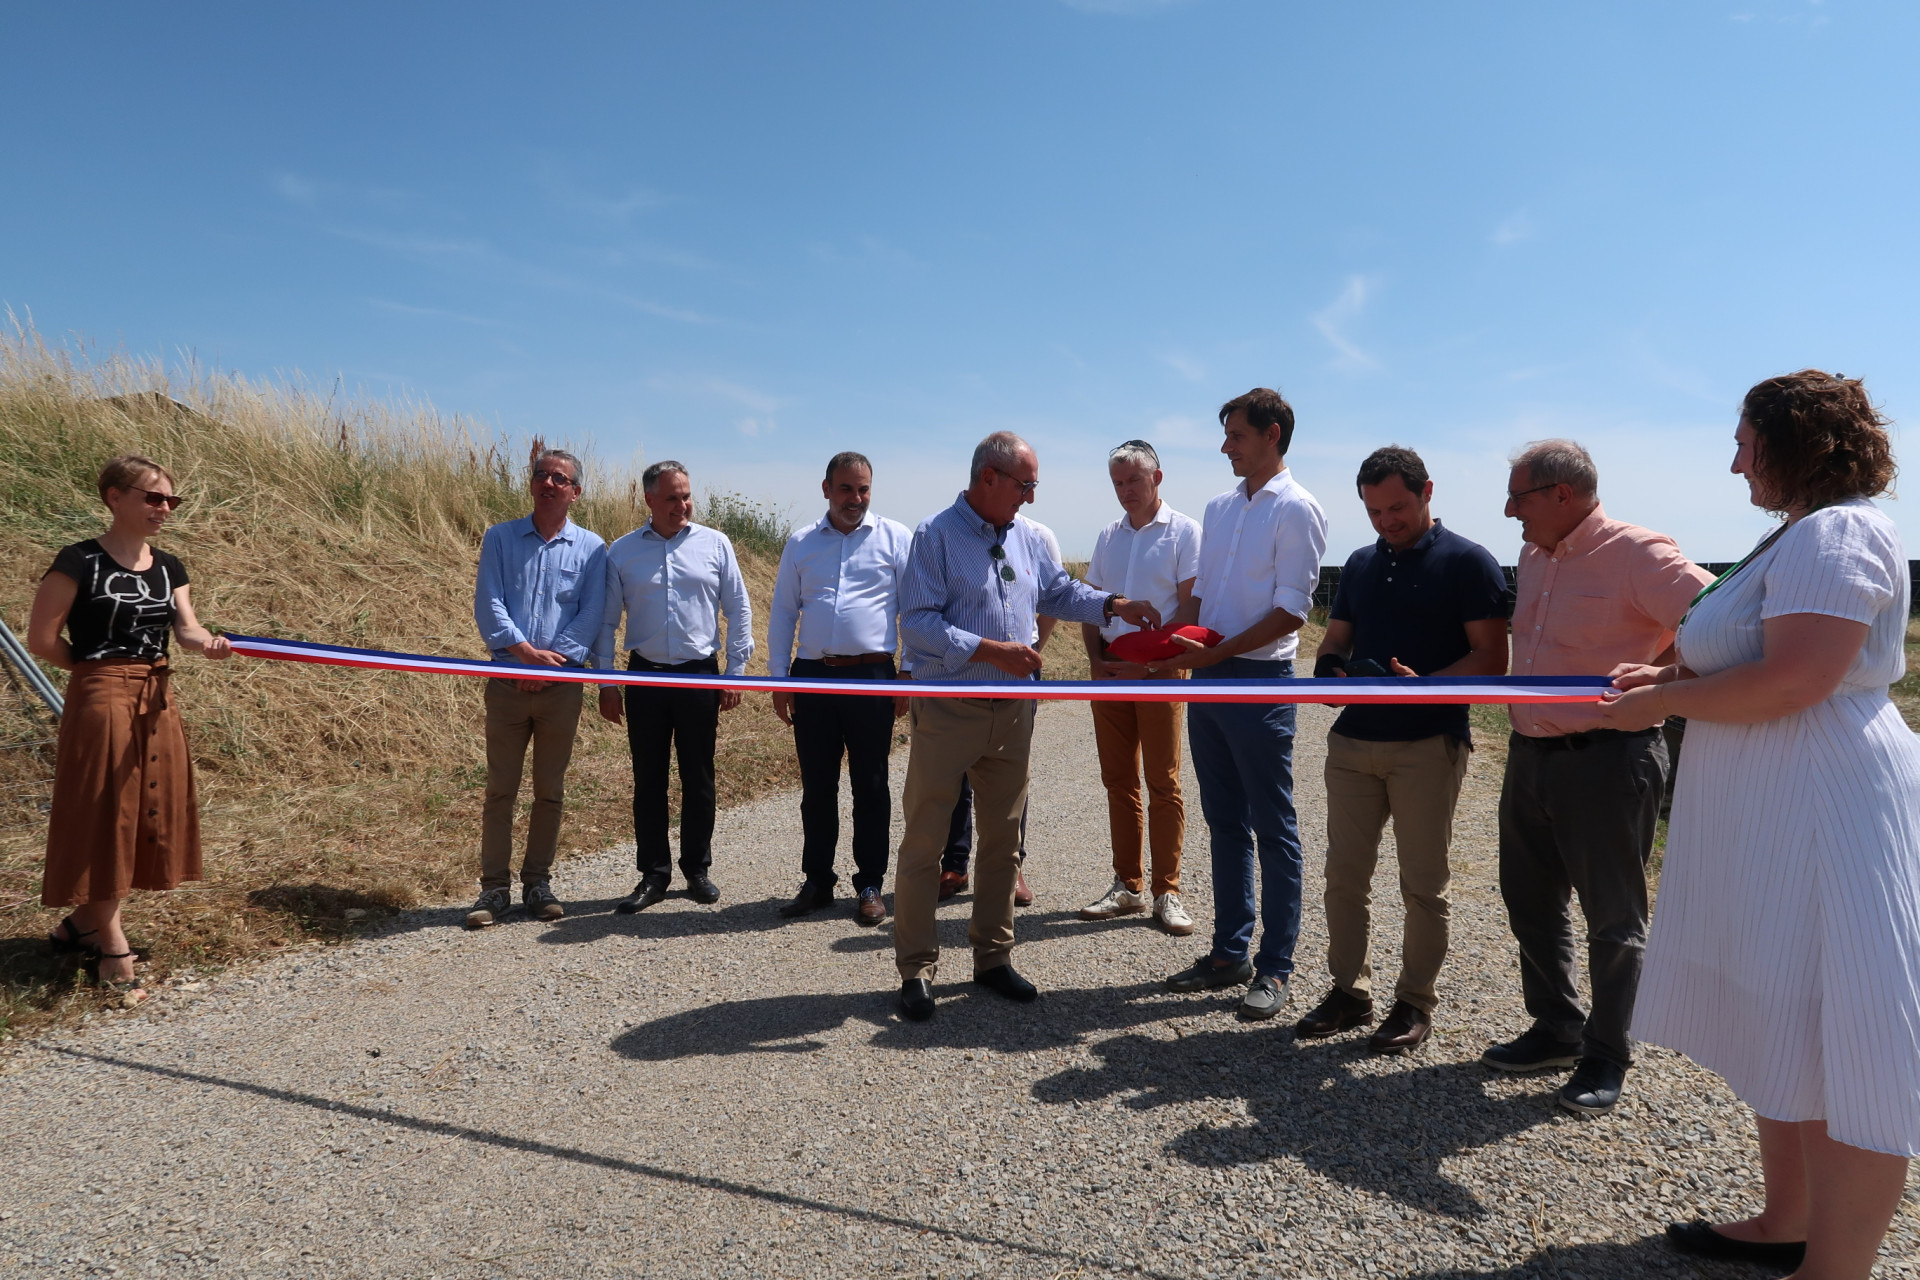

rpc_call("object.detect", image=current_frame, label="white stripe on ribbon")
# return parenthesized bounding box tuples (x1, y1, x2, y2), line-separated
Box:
(225, 634, 1608, 705)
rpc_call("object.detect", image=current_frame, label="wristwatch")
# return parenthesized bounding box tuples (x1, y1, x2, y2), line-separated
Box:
(1102, 594, 1119, 623)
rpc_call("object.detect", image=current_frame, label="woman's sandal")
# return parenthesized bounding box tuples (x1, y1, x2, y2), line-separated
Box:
(48, 915, 101, 958)
(93, 950, 143, 992)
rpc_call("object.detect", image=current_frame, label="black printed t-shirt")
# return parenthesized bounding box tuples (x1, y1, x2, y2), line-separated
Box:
(1328, 521, 1508, 745)
(46, 540, 189, 662)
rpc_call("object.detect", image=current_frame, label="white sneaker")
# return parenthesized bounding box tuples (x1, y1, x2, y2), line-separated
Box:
(1155, 892, 1195, 936)
(1079, 877, 1148, 920)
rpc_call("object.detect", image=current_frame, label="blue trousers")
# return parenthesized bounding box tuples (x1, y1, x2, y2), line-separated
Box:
(1187, 657, 1300, 979)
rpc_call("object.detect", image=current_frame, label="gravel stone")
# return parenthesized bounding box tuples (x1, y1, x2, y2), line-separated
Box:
(3, 703, 1917, 1277)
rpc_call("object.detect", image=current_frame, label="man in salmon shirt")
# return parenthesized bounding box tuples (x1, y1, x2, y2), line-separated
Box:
(1488, 439, 1713, 1116)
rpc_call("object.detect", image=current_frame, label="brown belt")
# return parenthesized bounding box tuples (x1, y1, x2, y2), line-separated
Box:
(819, 652, 893, 667)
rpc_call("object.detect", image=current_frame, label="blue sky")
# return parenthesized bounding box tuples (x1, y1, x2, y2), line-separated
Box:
(5, 0, 1915, 561)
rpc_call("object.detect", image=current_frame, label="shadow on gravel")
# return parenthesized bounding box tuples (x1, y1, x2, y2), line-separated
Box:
(1032, 1030, 1561, 1220)
(827, 906, 1151, 953)
(530, 894, 800, 945)
(1398, 1237, 1753, 1278)
(611, 979, 1210, 1060)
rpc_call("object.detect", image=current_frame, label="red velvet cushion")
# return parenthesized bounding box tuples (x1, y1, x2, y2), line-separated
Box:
(1105, 625, 1225, 663)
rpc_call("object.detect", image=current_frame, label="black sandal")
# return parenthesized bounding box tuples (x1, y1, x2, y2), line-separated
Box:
(93, 950, 142, 992)
(49, 916, 101, 958)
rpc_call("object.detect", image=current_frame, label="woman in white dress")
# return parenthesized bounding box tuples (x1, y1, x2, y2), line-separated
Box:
(1599, 370, 1918, 1280)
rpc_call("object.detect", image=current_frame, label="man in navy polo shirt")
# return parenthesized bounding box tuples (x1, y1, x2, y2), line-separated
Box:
(1297, 446, 1509, 1053)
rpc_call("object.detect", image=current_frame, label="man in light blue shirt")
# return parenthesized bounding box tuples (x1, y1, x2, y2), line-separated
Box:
(596, 461, 753, 913)
(767, 451, 913, 925)
(892, 431, 1159, 1022)
(466, 449, 607, 929)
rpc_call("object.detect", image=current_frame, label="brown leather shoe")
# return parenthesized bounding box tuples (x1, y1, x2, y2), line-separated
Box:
(1293, 986, 1375, 1039)
(937, 870, 968, 901)
(1013, 867, 1034, 907)
(855, 887, 886, 926)
(1367, 1000, 1433, 1054)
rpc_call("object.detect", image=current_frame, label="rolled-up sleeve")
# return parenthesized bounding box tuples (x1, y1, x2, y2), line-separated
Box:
(719, 541, 754, 676)
(474, 527, 526, 653)
(1269, 499, 1327, 622)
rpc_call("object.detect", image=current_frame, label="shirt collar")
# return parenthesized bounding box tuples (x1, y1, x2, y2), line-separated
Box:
(1376, 518, 1444, 557)
(517, 514, 578, 544)
(814, 509, 876, 537)
(1240, 468, 1293, 503)
(1552, 504, 1609, 560)
(1129, 500, 1171, 531)
(640, 519, 692, 543)
(952, 492, 1008, 538)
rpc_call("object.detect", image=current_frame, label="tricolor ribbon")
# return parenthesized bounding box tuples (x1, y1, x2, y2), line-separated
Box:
(224, 634, 1609, 705)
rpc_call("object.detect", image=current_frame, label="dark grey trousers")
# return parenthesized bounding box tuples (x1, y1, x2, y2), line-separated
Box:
(1497, 728, 1668, 1069)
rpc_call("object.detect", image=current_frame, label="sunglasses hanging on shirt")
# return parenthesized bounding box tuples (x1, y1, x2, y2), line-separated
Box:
(988, 543, 1016, 581)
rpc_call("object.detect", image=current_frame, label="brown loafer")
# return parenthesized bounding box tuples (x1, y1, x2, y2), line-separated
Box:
(1013, 867, 1034, 908)
(1367, 1000, 1433, 1054)
(938, 870, 968, 901)
(1293, 986, 1375, 1039)
(855, 887, 887, 926)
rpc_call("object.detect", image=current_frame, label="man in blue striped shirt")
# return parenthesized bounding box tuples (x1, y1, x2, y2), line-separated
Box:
(893, 431, 1160, 1021)
(467, 449, 608, 929)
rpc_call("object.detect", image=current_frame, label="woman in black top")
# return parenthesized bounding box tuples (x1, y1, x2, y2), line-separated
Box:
(26, 454, 229, 988)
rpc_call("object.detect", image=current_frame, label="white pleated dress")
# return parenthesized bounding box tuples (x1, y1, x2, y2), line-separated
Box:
(1632, 499, 1920, 1156)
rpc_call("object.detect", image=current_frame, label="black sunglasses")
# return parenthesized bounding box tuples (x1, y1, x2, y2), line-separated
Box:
(532, 469, 579, 488)
(129, 486, 184, 510)
(988, 544, 1016, 582)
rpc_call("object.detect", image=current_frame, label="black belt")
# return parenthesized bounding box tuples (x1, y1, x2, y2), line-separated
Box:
(1513, 727, 1659, 752)
(626, 653, 718, 674)
(817, 652, 894, 667)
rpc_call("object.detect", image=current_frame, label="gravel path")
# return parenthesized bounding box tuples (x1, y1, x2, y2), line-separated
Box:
(4, 702, 1917, 1279)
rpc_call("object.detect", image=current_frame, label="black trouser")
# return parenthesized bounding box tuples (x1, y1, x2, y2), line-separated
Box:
(624, 653, 720, 884)
(791, 657, 897, 894)
(1498, 727, 1668, 1069)
(941, 774, 1028, 873)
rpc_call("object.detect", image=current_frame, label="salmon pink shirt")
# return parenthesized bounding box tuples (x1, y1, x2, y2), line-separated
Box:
(1508, 505, 1714, 737)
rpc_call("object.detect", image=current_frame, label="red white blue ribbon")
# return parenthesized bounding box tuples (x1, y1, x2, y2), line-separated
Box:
(225, 634, 1607, 705)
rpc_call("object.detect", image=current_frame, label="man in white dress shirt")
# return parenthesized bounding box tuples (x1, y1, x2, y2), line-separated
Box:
(767, 452, 913, 926)
(1079, 439, 1200, 936)
(1151, 389, 1328, 1022)
(596, 461, 753, 913)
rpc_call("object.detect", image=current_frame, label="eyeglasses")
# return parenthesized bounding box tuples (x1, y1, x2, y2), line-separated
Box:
(988, 543, 1016, 582)
(990, 468, 1039, 498)
(130, 487, 184, 510)
(532, 469, 579, 488)
(1505, 482, 1559, 503)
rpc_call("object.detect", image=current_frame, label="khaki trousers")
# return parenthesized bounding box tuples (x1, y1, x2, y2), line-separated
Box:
(1090, 697, 1184, 896)
(1322, 731, 1468, 1013)
(894, 696, 1034, 982)
(480, 678, 585, 890)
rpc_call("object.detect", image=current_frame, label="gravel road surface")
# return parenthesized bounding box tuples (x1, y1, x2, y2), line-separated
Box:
(4, 702, 1917, 1279)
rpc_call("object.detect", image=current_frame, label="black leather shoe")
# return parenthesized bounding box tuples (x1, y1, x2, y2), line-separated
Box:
(614, 880, 668, 914)
(685, 873, 720, 905)
(899, 979, 935, 1021)
(1665, 1221, 1806, 1268)
(1367, 1000, 1432, 1054)
(778, 880, 835, 918)
(1294, 986, 1375, 1038)
(1558, 1056, 1627, 1115)
(1164, 956, 1254, 993)
(972, 964, 1038, 1003)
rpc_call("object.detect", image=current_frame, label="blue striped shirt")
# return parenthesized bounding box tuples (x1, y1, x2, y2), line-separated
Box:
(900, 493, 1109, 682)
(473, 516, 608, 664)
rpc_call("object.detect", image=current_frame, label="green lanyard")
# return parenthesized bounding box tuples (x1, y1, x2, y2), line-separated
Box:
(1682, 508, 1819, 623)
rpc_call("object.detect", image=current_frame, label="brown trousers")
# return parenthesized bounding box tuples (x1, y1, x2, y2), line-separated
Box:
(42, 659, 202, 907)
(1322, 731, 1468, 1014)
(893, 696, 1034, 982)
(479, 677, 584, 889)
(1089, 697, 1184, 896)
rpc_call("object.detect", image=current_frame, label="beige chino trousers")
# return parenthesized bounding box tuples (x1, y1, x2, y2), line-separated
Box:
(479, 678, 585, 890)
(894, 696, 1034, 982)
(1322, 731, 1468, 1014)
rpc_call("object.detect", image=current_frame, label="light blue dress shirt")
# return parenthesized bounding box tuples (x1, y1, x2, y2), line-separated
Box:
(598, 521, 754, 675)
(766, 512, 914, 677)
(899, 494, 1109, 682)
(473, 515, 608, 664)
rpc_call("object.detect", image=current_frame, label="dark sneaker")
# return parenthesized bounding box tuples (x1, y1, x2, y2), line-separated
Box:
(464, 887, 513, 929)
(1481, 1025, 1583, 1073)
(1558, 1057, 1627, 1115)
(1164, 956, 1254, 993)
(523, 881, 564, 922)
(1236, 974, 1289, 1021)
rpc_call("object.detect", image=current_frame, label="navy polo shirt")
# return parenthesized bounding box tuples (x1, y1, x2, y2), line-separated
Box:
(1328, 521, 1508, 744)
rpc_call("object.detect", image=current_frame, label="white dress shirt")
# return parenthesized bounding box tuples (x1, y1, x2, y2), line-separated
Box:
(766, 511, 914, 676)
(1086, 501, 1201, 645)
(1018, 516, 1061, 645)
(1194, 469, 1328, 662)
(598, 521, 754, 674)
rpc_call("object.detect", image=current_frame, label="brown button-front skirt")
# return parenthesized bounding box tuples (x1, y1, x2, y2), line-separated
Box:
(41, 658, 203, 907)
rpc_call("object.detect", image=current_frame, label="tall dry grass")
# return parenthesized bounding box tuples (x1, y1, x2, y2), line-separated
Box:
(0, 325, 804, 1033)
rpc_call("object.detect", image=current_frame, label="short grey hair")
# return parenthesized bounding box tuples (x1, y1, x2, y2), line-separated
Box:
(535, 448, 584, 488)
(1509, 438, 1598, 497)
(969, 431, 1030, 484)
(642, 460, 689, 494)
(1108, 439, 1160, 473)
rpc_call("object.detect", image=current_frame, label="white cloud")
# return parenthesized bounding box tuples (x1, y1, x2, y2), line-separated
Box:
(1491, 209, 1535, 245)
(1311, 274, 1381, 372)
